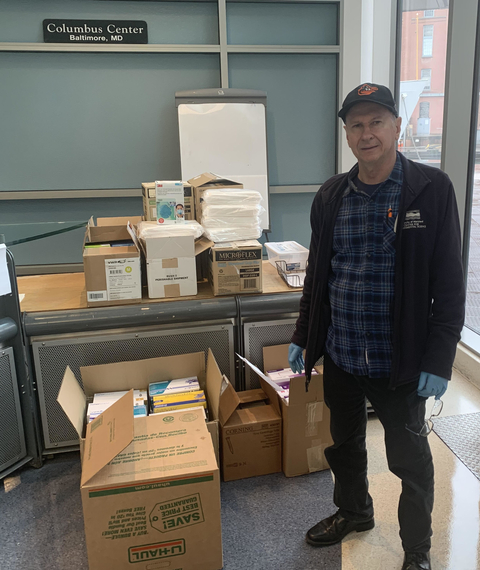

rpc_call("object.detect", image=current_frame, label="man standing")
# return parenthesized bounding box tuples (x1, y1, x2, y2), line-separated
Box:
(289, 83, 465, 570)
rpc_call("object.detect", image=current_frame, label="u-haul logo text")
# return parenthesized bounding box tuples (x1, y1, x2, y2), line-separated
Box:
(128, 539, 185, 563)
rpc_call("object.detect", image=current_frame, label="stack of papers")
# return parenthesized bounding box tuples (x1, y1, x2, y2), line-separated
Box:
(265, 368, 320, 403)
(150, 390, 207, 413)
(87, 390, 148, 422)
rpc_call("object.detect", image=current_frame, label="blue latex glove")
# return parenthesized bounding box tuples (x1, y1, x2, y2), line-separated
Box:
(417, 371, 448, 400)
(288, 343, 305, 374)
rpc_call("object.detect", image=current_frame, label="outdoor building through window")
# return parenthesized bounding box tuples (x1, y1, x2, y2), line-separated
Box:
(400, 0, 480, 350)
(399, 1, 448, 164)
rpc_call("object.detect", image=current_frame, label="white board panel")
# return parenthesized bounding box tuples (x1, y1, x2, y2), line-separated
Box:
(178, 102, 269, 229)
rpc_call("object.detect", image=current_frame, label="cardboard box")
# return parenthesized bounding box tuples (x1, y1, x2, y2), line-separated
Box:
(57, 350, 222, 467)
(263, 345, 333, 477)
(58, 381, 222, 570)
(84, 217, 143, 308)
(136, 228, 212, 298)
(146, 233, 197, 298)
(209, 240, 263, 296)
(187, 173, 243, 224)
(141, 182, 194, 222)
(207, 357, 282, 482)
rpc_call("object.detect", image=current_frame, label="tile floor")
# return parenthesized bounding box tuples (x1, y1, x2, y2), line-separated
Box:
(342, 368, 480, 570)
(2, 369, 479, 570)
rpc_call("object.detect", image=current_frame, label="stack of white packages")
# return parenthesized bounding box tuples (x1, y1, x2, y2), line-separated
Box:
(200, 189, 264, 242)
(136, 220, 204, 240)
(87, 390, 148, 422)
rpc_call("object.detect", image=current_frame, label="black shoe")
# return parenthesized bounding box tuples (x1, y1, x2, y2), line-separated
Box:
(401, 552, 431, 570)
(306, 510, 375, 547)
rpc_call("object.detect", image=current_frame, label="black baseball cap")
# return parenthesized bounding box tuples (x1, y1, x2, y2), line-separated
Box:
(338, 83, 398, 122)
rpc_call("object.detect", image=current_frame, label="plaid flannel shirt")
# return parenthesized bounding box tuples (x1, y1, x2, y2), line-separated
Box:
(325, 154, 403, 377)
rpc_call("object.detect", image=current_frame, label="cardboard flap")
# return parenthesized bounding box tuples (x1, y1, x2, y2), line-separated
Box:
(57, 366, 87, 439)
(80, 352, 205, 396)
(238, 389, 267, 405)
(195, 236, 214, 256)
(206, 348, 239, 424)
(187, 172, 218, 187)
(218, 376, 241, 426)
(88, 216, 143, 243)
(80, 390, 134, 487)
(259, 378, 282, 416)
(263, 344, 292, 372)
(97, 216, 143, 226)
(188, 172, 241, 188)
(289, 368, 324, 404)
(127, 221, 142, 252)
(89, 226, 131, 243)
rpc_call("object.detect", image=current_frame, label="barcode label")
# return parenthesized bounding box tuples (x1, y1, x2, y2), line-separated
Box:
(242, 279, 258, 290)
(87, 291, 107, 302)
(109, 269, 123, 275)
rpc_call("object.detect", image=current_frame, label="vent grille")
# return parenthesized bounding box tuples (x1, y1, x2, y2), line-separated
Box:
(0, 350, 24, 470)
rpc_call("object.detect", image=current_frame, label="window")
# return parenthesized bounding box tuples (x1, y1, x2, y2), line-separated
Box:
(419, 101, 430, 118)
(421, 68, 432, 90)
(424, 10, 435, 18)
(399, 4, 448, 166)
(423, 24, 434, 57)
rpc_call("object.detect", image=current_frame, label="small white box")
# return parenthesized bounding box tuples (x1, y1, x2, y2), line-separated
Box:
(146, 257, 197, 298)
(155, 180, 185, 224)
(149, 377, 200, 397)
(140, 232, 198, 299)
(265, 241, 309, 271)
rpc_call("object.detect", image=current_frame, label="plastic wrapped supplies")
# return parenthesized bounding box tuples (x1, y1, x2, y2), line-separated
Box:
(200, 189, 262, 205)
(203, 226, 262, 243)
(200, 189, 263, 243)
(202, 204, 264, 219)
(137, 220, 204, 240)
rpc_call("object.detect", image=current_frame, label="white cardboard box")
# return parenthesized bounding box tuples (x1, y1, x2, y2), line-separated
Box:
(143, 233, 197, 298)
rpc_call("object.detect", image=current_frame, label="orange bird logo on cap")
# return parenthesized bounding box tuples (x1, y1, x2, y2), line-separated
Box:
(358, 84, 378, 96)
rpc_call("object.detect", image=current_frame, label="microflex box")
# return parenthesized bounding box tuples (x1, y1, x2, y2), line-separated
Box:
(155, 180, 185, 224)
(209, 240, 263, 296)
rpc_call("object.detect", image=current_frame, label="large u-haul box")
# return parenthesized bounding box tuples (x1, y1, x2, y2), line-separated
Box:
(59, 384, 222, 570)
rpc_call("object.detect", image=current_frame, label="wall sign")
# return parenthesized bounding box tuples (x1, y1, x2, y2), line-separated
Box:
(43, 20, 148, 44)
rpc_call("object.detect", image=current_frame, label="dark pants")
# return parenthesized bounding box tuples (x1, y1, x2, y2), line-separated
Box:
(323, 353, 434, 553)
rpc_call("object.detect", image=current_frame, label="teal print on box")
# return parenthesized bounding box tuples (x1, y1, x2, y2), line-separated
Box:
(157, 202, 176, 221)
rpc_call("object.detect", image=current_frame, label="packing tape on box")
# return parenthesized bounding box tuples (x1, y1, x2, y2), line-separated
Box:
(307, 441, 329, 473)
(305, 402, 324, 437)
